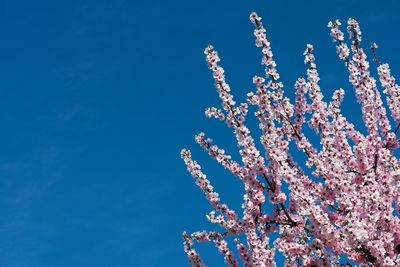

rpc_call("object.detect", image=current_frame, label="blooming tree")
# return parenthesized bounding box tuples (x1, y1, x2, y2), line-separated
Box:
(181, 12, 400, 266)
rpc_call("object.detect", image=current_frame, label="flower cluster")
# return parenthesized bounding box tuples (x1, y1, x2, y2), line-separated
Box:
(181, 12, 400, 266)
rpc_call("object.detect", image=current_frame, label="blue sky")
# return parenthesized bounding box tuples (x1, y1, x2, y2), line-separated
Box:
(0, 0, 399, 266)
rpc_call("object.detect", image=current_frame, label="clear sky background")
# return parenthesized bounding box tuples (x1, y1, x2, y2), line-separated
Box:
(0, 0, 399, 266)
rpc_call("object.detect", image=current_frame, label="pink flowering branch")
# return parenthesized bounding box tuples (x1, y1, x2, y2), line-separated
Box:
(181, 12, 400, 266)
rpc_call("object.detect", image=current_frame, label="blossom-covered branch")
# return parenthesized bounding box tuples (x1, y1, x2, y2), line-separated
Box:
(181, 12, 400, 266)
